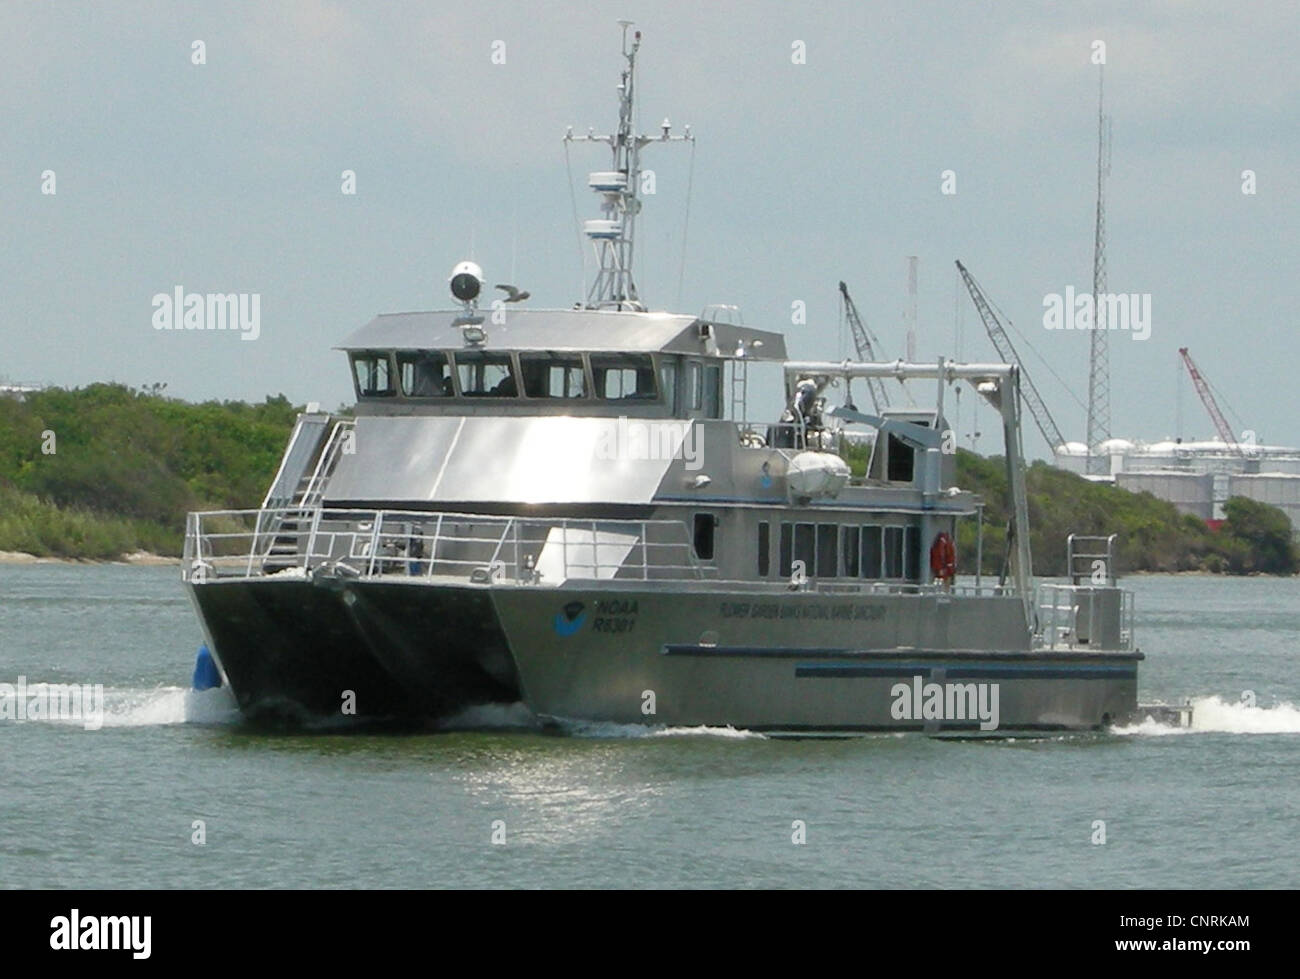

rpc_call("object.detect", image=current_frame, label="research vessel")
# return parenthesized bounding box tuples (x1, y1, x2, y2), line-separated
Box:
(183, 25, 1159, 734)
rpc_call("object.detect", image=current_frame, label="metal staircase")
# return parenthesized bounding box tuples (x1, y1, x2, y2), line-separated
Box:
(253, 418, 355, 573)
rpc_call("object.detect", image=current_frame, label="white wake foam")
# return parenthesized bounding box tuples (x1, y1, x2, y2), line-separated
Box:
(5, 682, 240, 729)
(97, 685, 241, 728)
(437, 701, 543, 731)
(558, 718, 765, 740)
(1113, 695, 1300, 736)
(435, 702, 763, 738)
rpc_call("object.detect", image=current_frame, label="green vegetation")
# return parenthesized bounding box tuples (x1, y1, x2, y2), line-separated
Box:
(843, 442, 1298, 577)
(0, 484, 178, 560)
(0, 384, 298, 558)
(1216, 497, 1299, 575)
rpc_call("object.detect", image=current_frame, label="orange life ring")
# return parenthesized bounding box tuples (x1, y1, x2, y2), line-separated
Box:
(929, 531, 957, 581)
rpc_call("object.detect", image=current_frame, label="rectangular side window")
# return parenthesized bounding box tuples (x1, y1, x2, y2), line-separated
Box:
(794, 523, 815, 576)
(816, 524, 838, 577)
(660, 360, 679, 413)
(703, 364, 722, 418)
(861, 525, 882, 578)
(693, 513, 715, 561)
(842, 526, 860, 577)
(757, 522, 770, 576)
(904, 526, 920, 580)
(779, 523, 792, 577)
(884, 526, 904, 578)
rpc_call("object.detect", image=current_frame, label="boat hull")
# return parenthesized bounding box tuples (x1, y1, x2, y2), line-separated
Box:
(493, 585, 1139, 733)
(189, 576, 1139, 733)
(186, 576, 518, 724)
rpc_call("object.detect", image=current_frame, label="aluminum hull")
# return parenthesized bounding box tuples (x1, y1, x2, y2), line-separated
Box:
(189, 576, 1139, 733)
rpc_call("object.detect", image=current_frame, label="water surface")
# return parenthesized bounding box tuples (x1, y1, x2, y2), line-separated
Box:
(1, 565, 1296, 888)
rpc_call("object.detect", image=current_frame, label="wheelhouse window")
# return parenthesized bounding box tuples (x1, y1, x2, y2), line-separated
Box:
(592, 353, 657, 400)
(454, 351, 518, 397)
(702, 364, 722, 418)
(352, 352, 395, 398)
(397, 351, 452, 398)
(519, 353, 587, 399)
(660, 360, 680, 413)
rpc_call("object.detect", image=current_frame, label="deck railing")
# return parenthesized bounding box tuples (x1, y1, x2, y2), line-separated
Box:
(1035, 582, 1135, 651)
(183, 507, 712, 585)
(810, 579, 1016, 598)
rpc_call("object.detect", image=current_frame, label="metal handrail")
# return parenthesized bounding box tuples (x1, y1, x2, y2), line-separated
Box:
(1034, 580, 1135, 651)
(810, 580, 1016, 598)
(300, 419, 355, 509)
(246, 419, 357, 568)
(183, 507, 710, 585)
(1066, 533, 1118, 585)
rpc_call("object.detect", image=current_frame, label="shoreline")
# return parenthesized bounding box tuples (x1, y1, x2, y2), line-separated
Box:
(0, 550, 178, 566)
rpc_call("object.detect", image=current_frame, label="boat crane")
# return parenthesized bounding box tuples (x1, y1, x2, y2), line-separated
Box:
(838, 280, 891, 414)
(956, 260, 1067, 455)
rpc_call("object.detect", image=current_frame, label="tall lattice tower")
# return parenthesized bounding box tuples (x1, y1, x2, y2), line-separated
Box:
(1085, 67, 1112, 474)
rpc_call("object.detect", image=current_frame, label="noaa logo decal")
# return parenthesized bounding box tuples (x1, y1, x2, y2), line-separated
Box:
(553, 601, 586, 636)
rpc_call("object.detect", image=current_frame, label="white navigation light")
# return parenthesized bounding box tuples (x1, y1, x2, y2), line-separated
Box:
(449, 261, 484, 303)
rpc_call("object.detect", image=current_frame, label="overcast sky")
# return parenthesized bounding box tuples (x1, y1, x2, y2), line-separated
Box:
(3, 0, 1296, 457)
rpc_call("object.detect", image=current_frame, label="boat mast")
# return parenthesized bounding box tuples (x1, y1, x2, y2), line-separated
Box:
(565, 22, 693, 311)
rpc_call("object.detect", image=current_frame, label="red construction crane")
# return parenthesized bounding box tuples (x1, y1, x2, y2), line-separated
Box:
(1178, 347, 1242, 455)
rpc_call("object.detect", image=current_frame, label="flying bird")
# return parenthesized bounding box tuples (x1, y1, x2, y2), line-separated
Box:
(495, 284, 530, 303)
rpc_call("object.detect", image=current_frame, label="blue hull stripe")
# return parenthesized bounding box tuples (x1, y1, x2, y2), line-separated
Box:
(662, 644, 1141, 674)
(793, 663, 1136, 680)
